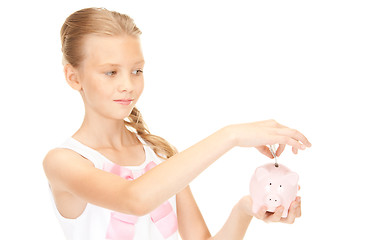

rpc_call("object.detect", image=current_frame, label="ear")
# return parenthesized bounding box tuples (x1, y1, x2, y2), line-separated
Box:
(284, 172, 299, 184)
(254, 167, 269, 181)
(64, 64, 82, 91)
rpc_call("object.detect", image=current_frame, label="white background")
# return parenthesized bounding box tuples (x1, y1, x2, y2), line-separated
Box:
(1, 0, 367, 239)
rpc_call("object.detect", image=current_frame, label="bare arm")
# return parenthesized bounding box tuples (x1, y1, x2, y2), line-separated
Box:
(175, 186, 252, 240)
(43, 120, 311, 216)
(132, 126, 235, 214)
(175, 187, 302, 239)
(43, 126, 234, 216)
(208, 202, 253, 240)
(132, 120, 310, 214)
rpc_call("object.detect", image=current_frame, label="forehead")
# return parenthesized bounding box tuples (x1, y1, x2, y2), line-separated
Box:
(82, 35, 144, 67)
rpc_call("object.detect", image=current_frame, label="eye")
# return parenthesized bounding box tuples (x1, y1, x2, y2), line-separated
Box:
(132, 69, 143, 75)
(269, 183, 272, 185)
(279, 185, 282, 187)
(105, 71, 117, 77)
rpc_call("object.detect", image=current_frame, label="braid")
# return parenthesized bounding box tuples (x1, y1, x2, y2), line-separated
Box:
(124, 107, 178, 159)
(60, 8, 175, 159)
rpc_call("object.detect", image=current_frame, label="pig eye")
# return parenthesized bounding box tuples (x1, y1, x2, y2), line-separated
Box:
(279, 185, 282, 187)
(269, 183, 272, 185)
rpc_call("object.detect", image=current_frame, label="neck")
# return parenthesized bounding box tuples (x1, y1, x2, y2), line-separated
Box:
(72, 111, 138, 150)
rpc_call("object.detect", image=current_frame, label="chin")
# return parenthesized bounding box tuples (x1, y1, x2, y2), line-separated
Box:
(113, 113, 131, 120)
(115, 109, 134, 120)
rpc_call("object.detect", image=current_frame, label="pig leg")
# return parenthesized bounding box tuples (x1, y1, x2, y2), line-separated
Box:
(281, 207, 289, 218)
(281, 200, 293, 218)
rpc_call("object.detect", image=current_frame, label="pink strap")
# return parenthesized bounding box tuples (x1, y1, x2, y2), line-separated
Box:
(104, 163, 136, 240)
(103, 161, 178, 239)
(144, 162, 178, 238)
(103, 162, 134, 180)
(150, 201, 178, 238)
(106, 212, 138, 240)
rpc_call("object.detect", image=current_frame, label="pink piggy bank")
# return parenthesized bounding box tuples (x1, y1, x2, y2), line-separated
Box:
(249, 163, 299, 218)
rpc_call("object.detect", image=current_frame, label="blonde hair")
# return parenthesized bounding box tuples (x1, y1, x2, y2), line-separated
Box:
(60, 7, 178, 159)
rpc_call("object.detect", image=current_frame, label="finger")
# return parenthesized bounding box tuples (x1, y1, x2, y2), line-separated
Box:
(292, 147, 299, 154)
(276, 144, 286, 157)
(276, 128, 312, 148)
(296, 197, 302, 218)
(268, 120, 312, 148)
(281, 202, 299, 224)
(296, 205, 301, 218)
(276, 136, 304, 151)
(266, 207, 284, 222)
(293, 200, 301, 219)
(283, 197, 302, 222)
(255, 206, 268, 220)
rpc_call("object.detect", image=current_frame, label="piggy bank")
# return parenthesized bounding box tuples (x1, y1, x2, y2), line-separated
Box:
(249, 163, 299, 218)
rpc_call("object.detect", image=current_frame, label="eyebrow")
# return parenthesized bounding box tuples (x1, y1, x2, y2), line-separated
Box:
(98, 60, 145, 67)
(134, 60, 145, 64)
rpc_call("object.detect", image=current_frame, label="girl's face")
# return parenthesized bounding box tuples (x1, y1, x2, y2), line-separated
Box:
(77, 35, 145, 120)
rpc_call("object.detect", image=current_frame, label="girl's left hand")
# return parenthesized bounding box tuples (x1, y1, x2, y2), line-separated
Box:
(238, 195, 302, 224)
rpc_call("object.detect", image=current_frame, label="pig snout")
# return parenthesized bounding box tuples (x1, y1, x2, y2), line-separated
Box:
(265, 194, 281, 209)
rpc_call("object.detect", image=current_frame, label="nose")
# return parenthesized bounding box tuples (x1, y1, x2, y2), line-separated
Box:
(117, 74, 134, 93)
(265, 194, 281, 208)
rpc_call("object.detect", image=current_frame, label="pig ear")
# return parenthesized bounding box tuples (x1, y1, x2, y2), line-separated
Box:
(284, 172, 299, 183)
(255, 167, 269, 181)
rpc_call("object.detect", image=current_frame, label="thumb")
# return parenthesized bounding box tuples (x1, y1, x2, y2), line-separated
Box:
(256, 146, 274, 159)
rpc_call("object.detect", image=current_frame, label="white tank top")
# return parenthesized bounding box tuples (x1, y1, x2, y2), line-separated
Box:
(48, 136, 179, 240)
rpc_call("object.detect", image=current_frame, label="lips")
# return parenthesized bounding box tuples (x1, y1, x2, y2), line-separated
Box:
(114, 98, 134, 105)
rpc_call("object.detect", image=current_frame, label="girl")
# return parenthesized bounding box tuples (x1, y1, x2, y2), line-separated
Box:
(43, 7, 311, 240)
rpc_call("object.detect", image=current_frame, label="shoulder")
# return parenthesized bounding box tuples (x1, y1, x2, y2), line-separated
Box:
(43, 148, 94, 186)
(43, 147, 94, 169)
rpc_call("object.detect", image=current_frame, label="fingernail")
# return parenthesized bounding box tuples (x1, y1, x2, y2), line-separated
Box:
(301, 145, 306, 150)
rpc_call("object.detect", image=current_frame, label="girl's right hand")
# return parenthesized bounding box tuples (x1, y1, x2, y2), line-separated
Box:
(226, 119, 312, 157)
